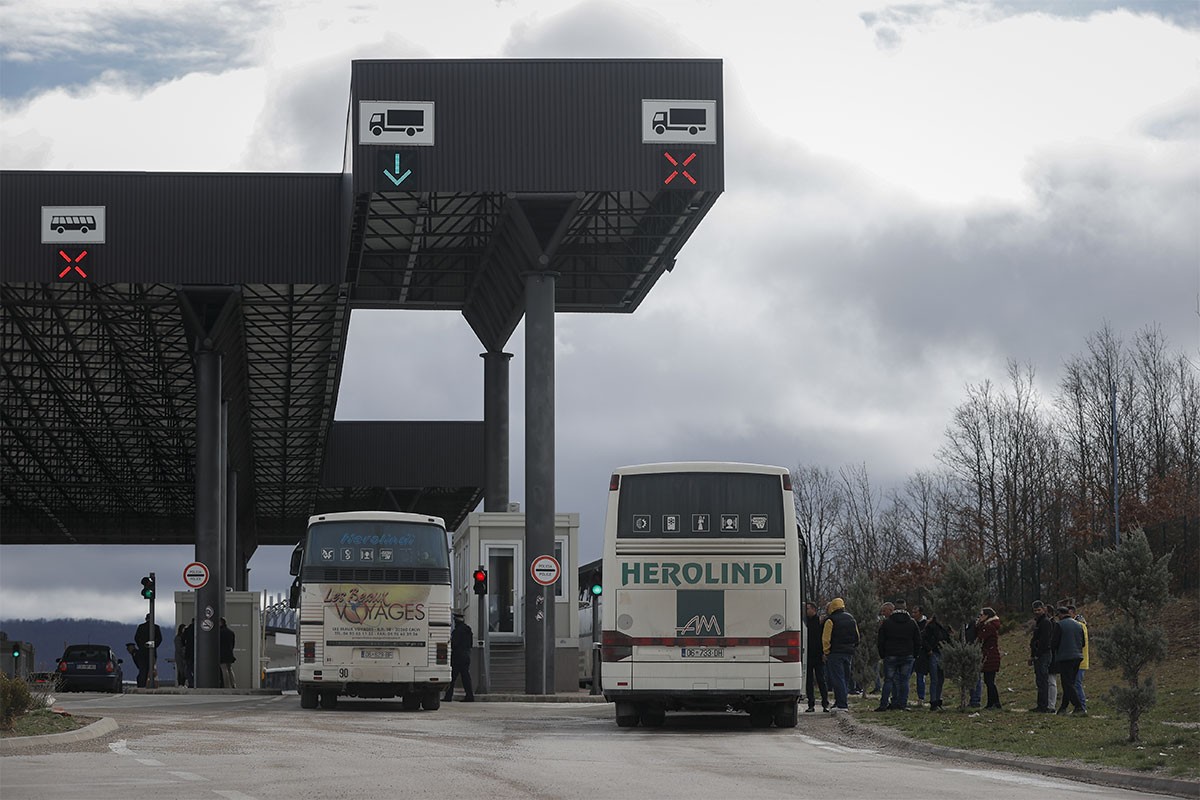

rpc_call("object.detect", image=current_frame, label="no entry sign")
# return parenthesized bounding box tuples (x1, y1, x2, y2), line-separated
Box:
(530, 555, 561, 586)
(183, 561, 210, 589)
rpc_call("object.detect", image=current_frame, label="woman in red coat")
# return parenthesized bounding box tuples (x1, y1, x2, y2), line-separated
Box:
(976, 607, 1003, 710)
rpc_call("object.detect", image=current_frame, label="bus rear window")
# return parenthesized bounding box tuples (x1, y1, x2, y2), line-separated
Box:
(616, 472, 785, 538)
(305, 521, 450, 568)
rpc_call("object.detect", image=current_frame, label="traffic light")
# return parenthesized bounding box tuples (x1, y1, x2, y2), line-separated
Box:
(10, 641, 20, 660)
(472, 567, 488, 595)
(589, 579, 603, 597)
(140, 575, 155, 600)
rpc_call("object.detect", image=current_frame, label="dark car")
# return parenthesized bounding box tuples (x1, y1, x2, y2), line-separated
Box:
(57, 644, 124, 693)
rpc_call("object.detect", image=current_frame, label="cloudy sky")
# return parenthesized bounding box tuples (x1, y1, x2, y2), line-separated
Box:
(1, 0, 1196, 625)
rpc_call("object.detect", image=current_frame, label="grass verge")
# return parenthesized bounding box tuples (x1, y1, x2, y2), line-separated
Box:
(1, 707, 94, 738)
(850, 595, 1200, 780)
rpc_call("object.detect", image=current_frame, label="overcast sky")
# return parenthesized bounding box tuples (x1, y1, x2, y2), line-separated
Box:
(1, 0, 1196, 625)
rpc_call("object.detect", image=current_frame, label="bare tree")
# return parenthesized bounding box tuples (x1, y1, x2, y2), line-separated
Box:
(792, 464, 843, 603)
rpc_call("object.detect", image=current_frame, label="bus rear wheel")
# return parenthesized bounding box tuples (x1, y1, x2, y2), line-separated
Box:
(421, 693, 441, 711)
(300, 688, 318, 709)
(774, 701, 798, 728)
(402, 693, 422, 711)
(615, 702, 640, 727)
(319, 691, 338, 710)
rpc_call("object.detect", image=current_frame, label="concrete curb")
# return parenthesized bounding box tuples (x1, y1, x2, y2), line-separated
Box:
(448, 693, 607, 703)
(0, 716, 118, 753)
(124, 687, 281, 696)
(835, 712, 1200, 799)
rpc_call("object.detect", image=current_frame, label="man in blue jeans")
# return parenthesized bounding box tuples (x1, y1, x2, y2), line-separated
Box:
(876, 598, 922, 710)
(821, 597, 860, 711)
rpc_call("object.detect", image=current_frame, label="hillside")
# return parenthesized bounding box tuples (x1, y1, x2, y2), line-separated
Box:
(1, 618, 178, 681)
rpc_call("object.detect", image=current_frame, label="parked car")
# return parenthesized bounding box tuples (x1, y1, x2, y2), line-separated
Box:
(27, 671, 60, 690)
(57, 644, 124, 693)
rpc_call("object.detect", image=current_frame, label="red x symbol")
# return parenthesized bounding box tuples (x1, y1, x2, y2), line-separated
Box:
(663, 152, 697, 185)
(57, 250, 88, 278)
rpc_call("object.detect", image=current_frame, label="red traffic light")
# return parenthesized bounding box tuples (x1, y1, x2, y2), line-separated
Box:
(472, 568, 488, 595)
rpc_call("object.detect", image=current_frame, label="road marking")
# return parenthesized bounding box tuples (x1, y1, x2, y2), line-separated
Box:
(169, 771, 209, 782)
(944, 768, 1104, 792)
(108, 740, 133, 755)
(214, 791, 260, 800)
(136, 758, 164, 767)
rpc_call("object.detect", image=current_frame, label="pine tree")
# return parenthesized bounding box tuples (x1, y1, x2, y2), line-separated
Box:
(930, 556, 987, 710)
(843, 572, 878, 700)
(1080, 527, 1171, 742)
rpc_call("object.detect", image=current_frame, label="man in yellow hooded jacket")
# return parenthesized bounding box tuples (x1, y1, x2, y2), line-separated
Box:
(822, 597, 860, 712)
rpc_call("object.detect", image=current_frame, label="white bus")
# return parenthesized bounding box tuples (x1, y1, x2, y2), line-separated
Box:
(600, 462, 805, 728)
(288, 511, 453, 710)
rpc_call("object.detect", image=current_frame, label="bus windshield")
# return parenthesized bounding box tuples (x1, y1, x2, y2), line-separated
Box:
(304, 520, 449, 569)
(615, 471, 785, 539)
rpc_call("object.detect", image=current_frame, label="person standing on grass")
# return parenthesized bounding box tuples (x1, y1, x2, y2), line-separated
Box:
(1051, 606, 1086, 715)
(1072, 607, 1089, 713)
(873, 601, 894, 711)
(876, 598, 921, 711)
(1028, 600, 1054, 713)
(976, 607, 1003, 710)
(911, 605, 929, 706)
(922, 611, 950, 711)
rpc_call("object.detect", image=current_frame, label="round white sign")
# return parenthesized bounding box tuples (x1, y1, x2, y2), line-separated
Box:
(530, 555, 561, 586)
(183, 561, 210, 589)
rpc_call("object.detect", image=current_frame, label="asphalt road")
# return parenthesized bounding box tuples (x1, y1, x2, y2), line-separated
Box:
(0, 693, 1170, 800)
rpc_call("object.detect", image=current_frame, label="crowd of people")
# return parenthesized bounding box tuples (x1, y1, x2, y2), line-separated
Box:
(804, 596, 1090, 714)
(124, 616, 237, 689)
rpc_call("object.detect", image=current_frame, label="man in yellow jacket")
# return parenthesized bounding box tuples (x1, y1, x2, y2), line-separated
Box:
(1070, 604, 1088, 713)
(822, 597, 860, 712)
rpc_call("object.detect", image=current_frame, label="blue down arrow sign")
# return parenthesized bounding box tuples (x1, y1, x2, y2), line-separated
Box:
(384, 154, 412, 186)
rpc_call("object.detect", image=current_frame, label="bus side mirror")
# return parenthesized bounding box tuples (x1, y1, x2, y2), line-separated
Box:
(288, 578, 300, 609)
(289, 546, 303, 576)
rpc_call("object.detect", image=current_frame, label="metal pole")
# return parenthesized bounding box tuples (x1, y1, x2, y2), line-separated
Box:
(524, 271, 557, 695)
(477, 570, 490, 695)
(1111, 381, 1120, 546)
(147, 572, 157, 688)
(194, 347, 223, 689)
(590, 592, 601, 696)
(481, 351, 513, 512)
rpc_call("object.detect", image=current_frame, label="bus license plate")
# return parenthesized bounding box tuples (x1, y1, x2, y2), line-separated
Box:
(680, 647, 723, 659)
(360, 650, 393, 659)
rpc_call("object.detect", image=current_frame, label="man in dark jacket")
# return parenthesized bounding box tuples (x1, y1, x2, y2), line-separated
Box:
(803, 601, 829, 712)
(443, 611, 475, 702)
(133, 614, 162, 688)
(922, 612, 950, 711)
(1028, 601, 1054, 713)
(1051, 606, 1086, 715)
(821, 597, 859, 712)
(219, 618, 237, 689)
(876, 598, 922, 710)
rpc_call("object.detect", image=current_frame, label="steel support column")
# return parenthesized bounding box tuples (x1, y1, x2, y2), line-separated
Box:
(481, 351, 513, 512)
(193, 348, 224, 689)
(524, 271, 556, 695)
(226, 469, 240, 591)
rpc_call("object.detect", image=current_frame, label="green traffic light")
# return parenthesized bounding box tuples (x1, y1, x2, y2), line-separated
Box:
(590, 583, 602, 596)
(140, 576, 155, 600)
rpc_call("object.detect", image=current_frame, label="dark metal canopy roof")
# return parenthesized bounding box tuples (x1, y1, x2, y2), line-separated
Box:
(0, 58, 724, 553)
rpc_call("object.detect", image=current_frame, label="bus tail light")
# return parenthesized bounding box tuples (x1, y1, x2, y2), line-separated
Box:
(303, 641, 316, 663)
(609, 473, 620, 491)
(435, 642, 448, 664)
(769, 631, 800, 662)
(601, 630, 633, 662)
(782, 472, 792, 492)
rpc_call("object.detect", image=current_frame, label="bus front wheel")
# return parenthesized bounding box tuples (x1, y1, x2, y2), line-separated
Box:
(615, 702, 639, 727)
(300, 688, 318, 709)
